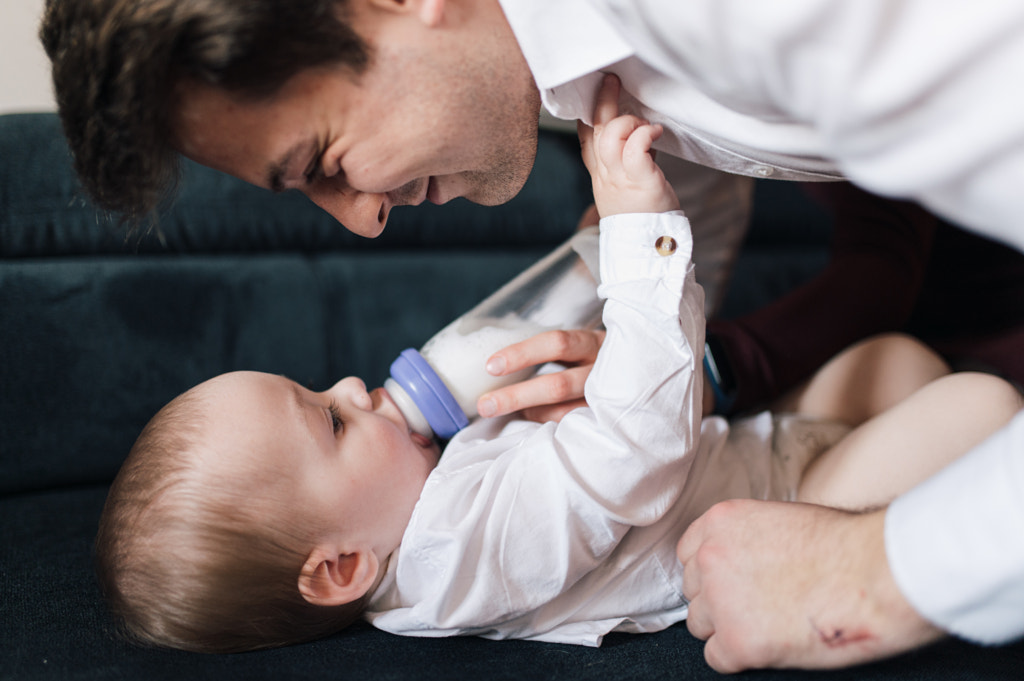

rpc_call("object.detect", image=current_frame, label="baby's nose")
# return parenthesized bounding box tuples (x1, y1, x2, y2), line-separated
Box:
(333, 377, 372, 408)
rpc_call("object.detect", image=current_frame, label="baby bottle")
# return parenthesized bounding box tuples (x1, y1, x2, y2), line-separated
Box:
(385, 226, 603, 439)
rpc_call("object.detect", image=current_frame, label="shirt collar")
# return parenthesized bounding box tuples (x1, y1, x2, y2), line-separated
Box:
(498, 0, 634, 91)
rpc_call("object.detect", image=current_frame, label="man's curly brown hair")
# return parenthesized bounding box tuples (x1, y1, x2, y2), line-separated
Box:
(40, 0, 369, 222)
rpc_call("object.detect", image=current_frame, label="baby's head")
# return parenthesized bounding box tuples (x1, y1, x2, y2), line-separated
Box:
(95, 371, 441, 652)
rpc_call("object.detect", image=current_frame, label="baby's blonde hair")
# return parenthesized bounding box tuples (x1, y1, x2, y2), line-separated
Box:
(95, 388, 365, 653)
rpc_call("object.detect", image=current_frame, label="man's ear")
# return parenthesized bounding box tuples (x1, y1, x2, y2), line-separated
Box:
(297, 546, 380, 607)
(366, 0, 445, 27)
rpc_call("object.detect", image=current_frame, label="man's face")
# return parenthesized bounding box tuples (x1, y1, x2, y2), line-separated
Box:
(174, 0, 541, 237)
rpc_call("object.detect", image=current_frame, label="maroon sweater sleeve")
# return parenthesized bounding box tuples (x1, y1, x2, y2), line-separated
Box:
(707, 182, 937, 415)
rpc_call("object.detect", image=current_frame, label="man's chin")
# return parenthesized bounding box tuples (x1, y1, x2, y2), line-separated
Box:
(463, 166, 534, 206)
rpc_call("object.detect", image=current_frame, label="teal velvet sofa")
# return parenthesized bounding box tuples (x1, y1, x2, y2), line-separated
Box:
(2, 112, 1022, 680)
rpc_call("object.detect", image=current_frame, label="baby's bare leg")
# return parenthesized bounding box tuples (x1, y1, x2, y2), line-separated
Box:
(773, 333, 950, 427)
(798, 371, 1022, 510)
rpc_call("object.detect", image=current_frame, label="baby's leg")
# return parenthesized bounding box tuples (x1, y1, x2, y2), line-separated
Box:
(773, 333, 951, 427)
(798, 371, 1023, 510)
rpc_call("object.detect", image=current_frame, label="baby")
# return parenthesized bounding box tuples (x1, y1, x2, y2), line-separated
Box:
(95, 76, 1022, 653)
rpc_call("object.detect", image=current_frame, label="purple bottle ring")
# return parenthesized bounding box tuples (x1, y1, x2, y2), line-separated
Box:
(389, 348, 469, 439)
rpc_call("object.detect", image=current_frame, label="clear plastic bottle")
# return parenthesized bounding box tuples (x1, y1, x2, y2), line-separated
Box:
(385, 226, 603, 439)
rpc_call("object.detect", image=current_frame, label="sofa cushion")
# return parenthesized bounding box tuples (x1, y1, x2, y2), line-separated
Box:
(3, 486, 1024, 680)
(0, 250, 553, 495)
(5, 111, 1021, 681)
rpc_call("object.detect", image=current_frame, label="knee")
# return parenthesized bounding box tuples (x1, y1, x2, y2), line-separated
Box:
(939, 371, 1023, 423)
(858, 333, 951, 383)
(838, 333, 951, 421)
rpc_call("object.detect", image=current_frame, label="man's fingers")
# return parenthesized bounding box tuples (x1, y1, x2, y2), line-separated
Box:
(684, 598, 715, 642)
(478, 366, 592, 418)
(489, 329, 605, 375)
(703, 635, 745, 675)
(478, 328, 604, 418)
(680, 557, 701, 603)
(593, 73, 621, 126)
(676, 509, 707, 567)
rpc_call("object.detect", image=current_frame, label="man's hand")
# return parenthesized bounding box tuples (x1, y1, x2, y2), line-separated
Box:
(477, 328, 605, 422)
(677, 499, 944, 673)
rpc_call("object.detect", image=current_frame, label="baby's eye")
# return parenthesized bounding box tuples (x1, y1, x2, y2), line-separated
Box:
(328, 400, 344, 434)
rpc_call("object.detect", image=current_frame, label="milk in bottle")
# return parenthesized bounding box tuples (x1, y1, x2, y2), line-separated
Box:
(385, 226, 602, 439)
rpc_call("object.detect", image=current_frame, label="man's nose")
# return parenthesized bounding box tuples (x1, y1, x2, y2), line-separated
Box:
(304, 186, 389, 238)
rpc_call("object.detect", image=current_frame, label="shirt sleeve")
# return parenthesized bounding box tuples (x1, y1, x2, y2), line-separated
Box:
(749, 0, 1024, 251)
(886, 410, 1024, 644)
(631, 0, 1024, 250)
(564, 210, 704, 525)
(367, 212, 705, 636)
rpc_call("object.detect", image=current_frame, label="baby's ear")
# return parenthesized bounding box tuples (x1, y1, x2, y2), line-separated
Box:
(298, 546, 380, 607)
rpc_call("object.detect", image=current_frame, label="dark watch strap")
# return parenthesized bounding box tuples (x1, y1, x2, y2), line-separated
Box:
(703, 335, 738, 415)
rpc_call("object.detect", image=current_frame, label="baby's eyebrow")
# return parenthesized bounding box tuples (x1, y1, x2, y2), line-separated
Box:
(288, 382, 318, 446)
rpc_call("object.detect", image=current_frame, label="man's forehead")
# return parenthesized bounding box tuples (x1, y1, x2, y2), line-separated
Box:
(171, 69, 344, 187)
(171, 79, 233, 155)
(170, 82, 289, 189)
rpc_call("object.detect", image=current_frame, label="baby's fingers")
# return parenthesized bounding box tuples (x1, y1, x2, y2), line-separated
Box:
(578, 119, 597, 173)
(622, 123, 663, 174)
(594, 114, 647, 167)
(487, 328, 604, 376)
(593, 73, 621, 126)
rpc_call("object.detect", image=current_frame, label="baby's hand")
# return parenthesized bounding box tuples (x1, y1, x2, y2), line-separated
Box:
(579, 74, 680, 218)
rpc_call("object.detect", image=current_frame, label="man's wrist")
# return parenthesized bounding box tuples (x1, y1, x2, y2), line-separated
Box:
(834, 508, 945, 662)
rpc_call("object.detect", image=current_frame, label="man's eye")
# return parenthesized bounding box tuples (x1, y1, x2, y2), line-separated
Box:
(328, 401, 344, 434)
(305, 153, 323, 184)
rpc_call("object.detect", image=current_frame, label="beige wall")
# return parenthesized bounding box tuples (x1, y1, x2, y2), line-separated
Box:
(1, 0, 56, 113)
(0, 3, 573, 128)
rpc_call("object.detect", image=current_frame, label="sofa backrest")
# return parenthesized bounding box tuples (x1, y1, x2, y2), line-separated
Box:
(0, 113, 590, 495)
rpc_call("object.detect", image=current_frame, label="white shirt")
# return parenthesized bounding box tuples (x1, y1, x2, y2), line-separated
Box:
(367, 214, 766, 645)
(499, 0, 1024, 644)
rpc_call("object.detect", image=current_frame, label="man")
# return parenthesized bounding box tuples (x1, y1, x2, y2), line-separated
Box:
(40, 0, 1024, 672)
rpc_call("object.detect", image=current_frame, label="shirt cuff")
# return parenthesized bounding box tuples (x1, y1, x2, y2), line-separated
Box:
(597, 211, 693, 289)
(885, 411, 1024, 644)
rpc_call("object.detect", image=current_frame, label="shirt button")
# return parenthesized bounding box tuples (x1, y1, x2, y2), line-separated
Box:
(754, 165, 775, 177)
(655, 236, 677, 256)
